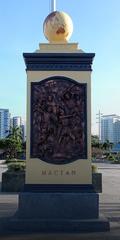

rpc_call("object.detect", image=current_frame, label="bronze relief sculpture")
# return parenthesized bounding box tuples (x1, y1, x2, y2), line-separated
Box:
(31, 76, 87, 164)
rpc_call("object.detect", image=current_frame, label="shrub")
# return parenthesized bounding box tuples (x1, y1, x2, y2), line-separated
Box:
(7, 162, 26, 172)
(6, 158, 25, 164)
(111, 158, 120, 164)
(5, 158, 18, 164)
(92, 164, 98, 173)
(107, 154, 116, 162)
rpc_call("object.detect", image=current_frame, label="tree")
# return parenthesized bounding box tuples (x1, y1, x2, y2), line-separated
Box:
(91, 135, 103, 159)
(6, 127, 23, 159)
(91, 135, 100, 148)
(102, 140, 111, 151)
(0, 139, 7, 149)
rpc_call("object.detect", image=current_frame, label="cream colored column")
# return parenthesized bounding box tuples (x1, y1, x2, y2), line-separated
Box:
(25, 70, 92, 185)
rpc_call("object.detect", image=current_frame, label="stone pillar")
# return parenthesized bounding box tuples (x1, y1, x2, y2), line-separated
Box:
(24, 43, 94, 188)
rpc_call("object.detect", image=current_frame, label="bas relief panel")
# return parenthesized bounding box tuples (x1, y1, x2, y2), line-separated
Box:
(31, 77, 87, 164)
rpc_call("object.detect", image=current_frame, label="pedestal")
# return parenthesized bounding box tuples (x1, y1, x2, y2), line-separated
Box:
(4, 185, 110, 233)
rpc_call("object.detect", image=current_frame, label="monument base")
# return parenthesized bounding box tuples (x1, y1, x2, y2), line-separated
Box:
(4, 189, 110, 233)
(4, 217, 109, 233)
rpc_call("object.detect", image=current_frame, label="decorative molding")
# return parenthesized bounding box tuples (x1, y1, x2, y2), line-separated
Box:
(24, 184, 95, 193)
(23, 53, 95, 71)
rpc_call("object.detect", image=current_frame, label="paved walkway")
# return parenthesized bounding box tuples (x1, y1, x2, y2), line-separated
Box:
(0, 163, 119, 239)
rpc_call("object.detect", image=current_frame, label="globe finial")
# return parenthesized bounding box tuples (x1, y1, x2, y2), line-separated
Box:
(43, 10, 73, 43)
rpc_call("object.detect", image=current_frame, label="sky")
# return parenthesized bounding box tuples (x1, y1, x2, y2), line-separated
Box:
(0, 0, 120, 134)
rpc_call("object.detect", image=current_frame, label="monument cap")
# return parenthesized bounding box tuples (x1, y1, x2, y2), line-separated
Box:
(43, 11, 73, 43)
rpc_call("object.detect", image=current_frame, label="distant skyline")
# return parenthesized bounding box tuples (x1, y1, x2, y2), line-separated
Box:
(0, 0, 120, 134)
(0, 108, 25, 124)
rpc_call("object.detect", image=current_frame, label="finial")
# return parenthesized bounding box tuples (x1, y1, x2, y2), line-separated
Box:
(51, 0, 56, 12)
(43, 11, 73, 43)
(43, 1, 73, 43)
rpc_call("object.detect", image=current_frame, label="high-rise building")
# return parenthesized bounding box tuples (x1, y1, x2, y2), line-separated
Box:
(21, 124, 26, 142)
(101, 114, 120, 143)
(10, 116, 26, 142)
(12, 116, 22, 128)
(114, 119, 120, 143)
(0, 109, 10, 139)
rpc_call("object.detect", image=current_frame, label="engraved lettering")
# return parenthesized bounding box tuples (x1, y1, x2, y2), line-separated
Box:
(41, 169, 77, 176)
(54, 170, 59, 175)
(71, 170, 76, 175)
(48, 170, 52, 175)
(42, 170, 46, 175)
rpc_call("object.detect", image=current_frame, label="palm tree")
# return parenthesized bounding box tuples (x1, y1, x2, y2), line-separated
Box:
(102, 140, 110, 151)
(0, 139, 6, 149)
(6, 127, 22, 159)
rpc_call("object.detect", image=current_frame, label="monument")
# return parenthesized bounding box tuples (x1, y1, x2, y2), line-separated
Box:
(7, 0, 110, 233)
(25, 4, 92, 188)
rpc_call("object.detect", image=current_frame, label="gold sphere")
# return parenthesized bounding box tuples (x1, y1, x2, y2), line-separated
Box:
(43, 11, 73, 43)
